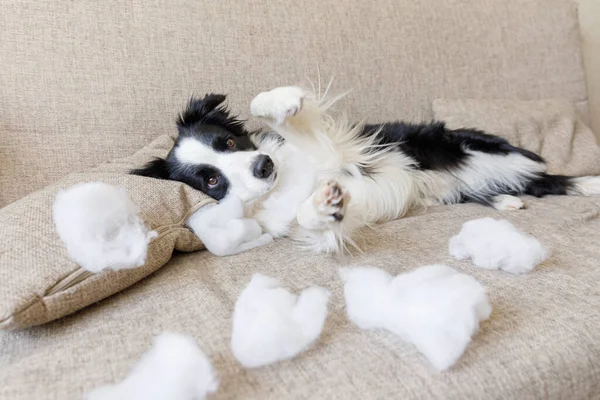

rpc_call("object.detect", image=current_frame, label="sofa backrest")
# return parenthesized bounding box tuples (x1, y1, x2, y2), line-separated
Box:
(0, 0, 588, 207)
(577, 0, 600, 135)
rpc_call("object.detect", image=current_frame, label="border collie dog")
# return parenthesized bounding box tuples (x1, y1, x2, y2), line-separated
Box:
(132, 86, 600, 254)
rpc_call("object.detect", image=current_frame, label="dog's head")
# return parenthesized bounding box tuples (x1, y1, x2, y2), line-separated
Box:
(132, 94, 277, 201)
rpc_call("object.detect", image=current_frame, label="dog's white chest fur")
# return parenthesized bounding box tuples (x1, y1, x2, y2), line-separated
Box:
(250, 141, 317, 238)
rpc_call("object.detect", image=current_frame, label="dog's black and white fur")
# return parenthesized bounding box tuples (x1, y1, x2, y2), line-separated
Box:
(133, 86, 600, 254)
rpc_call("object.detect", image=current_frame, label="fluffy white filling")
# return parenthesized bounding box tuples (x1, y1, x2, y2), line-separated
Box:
(52, 182, 156, 273)
(231, 273, 330, 368)
(86, 332, 218, 400)
(186, 195, 273, 256)
(449, 217, 548, 274)
(340, 264, 491, 371)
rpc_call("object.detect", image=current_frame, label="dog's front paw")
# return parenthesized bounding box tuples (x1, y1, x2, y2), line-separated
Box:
(314, 181, 350, 223)
(297, 181, 350, 230)
(250, 86, 305, 125)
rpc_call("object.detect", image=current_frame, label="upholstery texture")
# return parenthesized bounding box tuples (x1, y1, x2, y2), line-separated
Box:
(0, 0, 588, 207)
(1, 0, 598, 398)
(577, 0, 600, 135)
(1, 196, 599, 399)
(0, 135, 214, 330)
(433, 98, 600, 176)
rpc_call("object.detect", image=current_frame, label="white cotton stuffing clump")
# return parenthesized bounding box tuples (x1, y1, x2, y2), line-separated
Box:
(86, 332, 218, 400)
(186, 195, 273, 257)
(52, 182, 157, 273)
(231, 273, 330, 368)
(449, 217, 548, 274)
(340, 265, 491, 371)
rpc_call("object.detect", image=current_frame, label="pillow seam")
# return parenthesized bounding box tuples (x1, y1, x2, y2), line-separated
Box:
(0, 198, 215, 327)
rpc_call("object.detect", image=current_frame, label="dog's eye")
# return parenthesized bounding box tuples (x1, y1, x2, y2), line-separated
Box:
(226, 139, 236, 148)
(207, 176, 219, 186)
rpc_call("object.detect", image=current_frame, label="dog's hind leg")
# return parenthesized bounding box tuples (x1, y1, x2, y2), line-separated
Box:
(491, 195, 526, 210)
(486, 174, 600, 210)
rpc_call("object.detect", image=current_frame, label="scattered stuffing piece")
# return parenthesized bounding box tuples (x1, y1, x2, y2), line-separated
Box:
(86, 332, 218, 400)
(53, 182, 156, 273)
(231, 273, 330, 368)
(186, 195, 273, 256)
(449, 217, 548, 274)
(340, 265, 491, 371)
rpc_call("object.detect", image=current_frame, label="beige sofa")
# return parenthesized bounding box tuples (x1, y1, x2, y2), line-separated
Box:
(1, 1, 600, 399)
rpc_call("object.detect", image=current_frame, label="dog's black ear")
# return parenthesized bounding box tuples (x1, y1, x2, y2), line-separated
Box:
(130, 158, 170, 179)
(176, 94, 249, 137)
(177, 94, 228, 129)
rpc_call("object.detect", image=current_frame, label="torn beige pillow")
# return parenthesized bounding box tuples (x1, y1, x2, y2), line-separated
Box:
(0, 135, 215, 330)
(432, 99, 600, 176)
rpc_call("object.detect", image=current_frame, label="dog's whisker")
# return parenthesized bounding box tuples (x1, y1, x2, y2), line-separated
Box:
(322, 76, 334, 102)
(305, 76, 316, 97)
(317, 65, 322, 101)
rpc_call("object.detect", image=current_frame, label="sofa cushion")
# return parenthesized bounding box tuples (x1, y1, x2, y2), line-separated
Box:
(0, 135, 215, 330)
(433, 98, 600, 176)
(0, 0, 588, 207)
(1, 195, 599, 399)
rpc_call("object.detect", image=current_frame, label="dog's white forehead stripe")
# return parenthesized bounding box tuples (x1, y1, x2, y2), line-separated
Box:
(175, 137, 219, 165)
(175, 137, 257, 170)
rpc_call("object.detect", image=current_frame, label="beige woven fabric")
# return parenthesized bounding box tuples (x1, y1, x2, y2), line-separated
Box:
(0, 135, 214, 330)
(1, 195, 599, 399)
(0, 0, 588, 207)
(433, 99, 600, 176)
(577, 0, 600, 135)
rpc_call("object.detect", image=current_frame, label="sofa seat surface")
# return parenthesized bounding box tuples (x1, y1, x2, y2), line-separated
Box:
(1, 196, 600, 399)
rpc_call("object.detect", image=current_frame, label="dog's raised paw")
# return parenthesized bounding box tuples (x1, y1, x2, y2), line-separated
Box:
(250, 86, 305, 125)
(314, 181, 350, 222)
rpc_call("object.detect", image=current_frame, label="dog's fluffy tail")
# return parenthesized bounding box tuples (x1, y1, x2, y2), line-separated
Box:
(524, 174, 600, 197)
(567, 176, 600, 196)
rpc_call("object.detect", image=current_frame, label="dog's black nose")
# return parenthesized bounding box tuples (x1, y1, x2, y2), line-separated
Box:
(253, 155, 274, 179)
